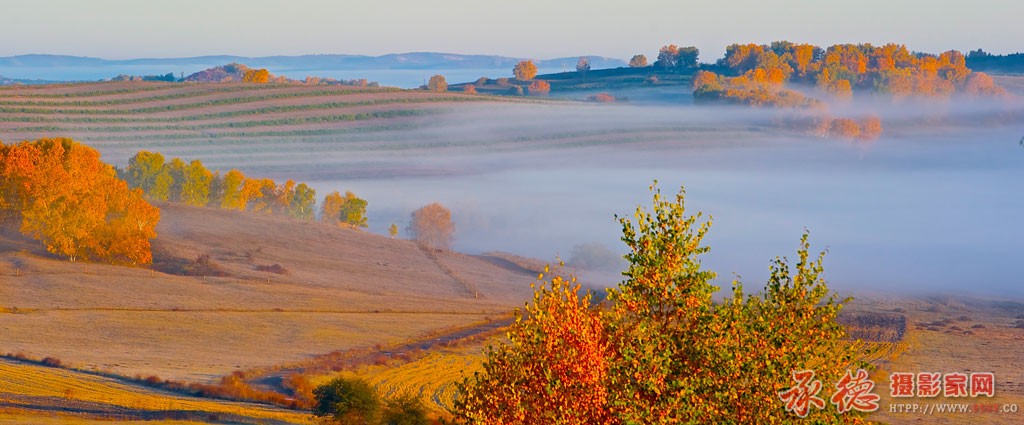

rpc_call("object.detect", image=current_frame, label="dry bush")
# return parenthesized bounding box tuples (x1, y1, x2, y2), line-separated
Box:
(586, 93, 616, 103)
(40, 357, 63, 368)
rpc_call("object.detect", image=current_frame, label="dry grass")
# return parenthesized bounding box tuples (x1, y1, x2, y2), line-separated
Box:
(845, 295, 1024, 424)
(0, 203, 535, 383)
(0, 358, 313, 424)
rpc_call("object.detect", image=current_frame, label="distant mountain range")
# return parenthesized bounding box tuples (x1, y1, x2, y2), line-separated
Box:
(0, 53, 626, 72)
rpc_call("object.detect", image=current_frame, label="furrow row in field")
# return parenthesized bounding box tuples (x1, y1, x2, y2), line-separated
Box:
(0, 86, 400, 110)
(0, 109, 441, 134)
(0, 96, 485, 123)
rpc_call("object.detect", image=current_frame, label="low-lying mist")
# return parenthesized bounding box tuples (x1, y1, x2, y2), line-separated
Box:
(118, 97, 1024, 297)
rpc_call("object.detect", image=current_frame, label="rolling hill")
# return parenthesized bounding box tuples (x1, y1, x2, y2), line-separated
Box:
(0, 201, 537, 384)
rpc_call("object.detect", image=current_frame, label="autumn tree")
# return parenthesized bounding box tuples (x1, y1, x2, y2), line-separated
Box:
(513, 60, 538, 80)
(527, 80, 550, 96)
(126, 151, 172, 202)
(0, 138, 159, 264)
(220, 169, 246, 210)
(677, 46, 699, 68)
(320, 190, 367, 228)
(427, 74, 447, 92)
(654, 44, 680, 68)
(457, 184, 866, 424)
(408, 202, 454, 250)
(288, 182, 317, 220)
(628, 54, 647, 67)
(242, 68, 270, 83)
(388, 223, 398, 239)
(576, 56, 591, 73)
(338, 191, 368, 228)
(180, 160, 212, 207)
(463, 84, 477, 94)
(456, 268, 613, 424)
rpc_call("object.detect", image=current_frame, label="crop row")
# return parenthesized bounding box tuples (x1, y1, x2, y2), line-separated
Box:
(7, 109, 438, 133)
(0, 85, 398, 108)
(0, 96, 481, 122)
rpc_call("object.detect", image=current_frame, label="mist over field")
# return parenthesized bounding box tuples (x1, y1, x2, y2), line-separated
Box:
(263, 98, 1024, 296)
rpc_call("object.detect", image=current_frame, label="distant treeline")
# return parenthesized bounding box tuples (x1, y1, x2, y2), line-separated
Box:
(123, 151, 367, 228)
(965, 50, 1024, 74)
(694, 42, 1005, 103)
(111, 62, 381, 87)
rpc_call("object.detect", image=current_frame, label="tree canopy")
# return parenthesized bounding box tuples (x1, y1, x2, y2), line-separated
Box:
(513, 60, 538, 80)
(1, 138, 159, 264)
(407, 202, 454, 250)
(456, 184, 867, 424)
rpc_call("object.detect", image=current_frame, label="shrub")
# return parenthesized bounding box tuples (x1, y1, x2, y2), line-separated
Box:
(40, 357, 63, 368)
(586, 93, 616, 103)
(382, 394, 430, 425)
(527, 80, 550, 96)
(313, 377, 381, 424)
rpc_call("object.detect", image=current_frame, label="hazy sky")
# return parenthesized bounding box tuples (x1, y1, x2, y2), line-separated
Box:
(2, 0, 1022, 60)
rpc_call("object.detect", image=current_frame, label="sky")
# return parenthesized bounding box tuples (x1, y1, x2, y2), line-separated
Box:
(2, 0, 1022, 61)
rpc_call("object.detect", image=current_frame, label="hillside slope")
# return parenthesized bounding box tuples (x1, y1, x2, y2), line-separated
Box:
(0, 203, 536, 382)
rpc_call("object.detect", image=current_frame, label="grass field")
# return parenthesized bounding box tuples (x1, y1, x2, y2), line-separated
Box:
(0, 358, 312, 424)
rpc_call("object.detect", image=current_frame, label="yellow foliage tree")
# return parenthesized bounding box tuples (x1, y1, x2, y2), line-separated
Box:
(242, 68, 270, 83)
(513, 60, 538, 81)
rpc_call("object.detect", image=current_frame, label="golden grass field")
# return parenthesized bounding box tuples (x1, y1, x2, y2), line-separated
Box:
(0, 357, 313, 424)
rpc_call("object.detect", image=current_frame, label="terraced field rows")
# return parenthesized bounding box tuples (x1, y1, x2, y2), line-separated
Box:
(0, 82, 495, 172)
(344, 346, 485, 415)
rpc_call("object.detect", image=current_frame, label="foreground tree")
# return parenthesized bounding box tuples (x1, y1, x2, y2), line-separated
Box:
(513, 60, 538, 80)
(456, 268, 613, 424)
(457, 184, 866, 424)
(407, 202, 454, 250)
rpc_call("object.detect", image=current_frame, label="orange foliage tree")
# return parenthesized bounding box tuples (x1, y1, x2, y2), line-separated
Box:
(427, 74, 447, 92)
(457, 184, 867, 424)
(513, 60, 538, 80)
(242, 68, 270, 83)
(456, 268, 613, 424)
(0, 138, 159, 264)
(527, 80, 550, 96)
(408, 202, 454, 250)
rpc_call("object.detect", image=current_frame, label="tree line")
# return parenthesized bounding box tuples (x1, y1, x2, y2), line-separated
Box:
(694, 42, 1006, 101)
(123, 151, 367, 228)
(0, 138, 160, 264)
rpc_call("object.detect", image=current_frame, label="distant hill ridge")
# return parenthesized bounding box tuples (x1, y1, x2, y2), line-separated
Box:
(0, 52, 627, 70)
